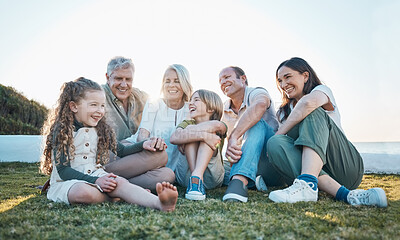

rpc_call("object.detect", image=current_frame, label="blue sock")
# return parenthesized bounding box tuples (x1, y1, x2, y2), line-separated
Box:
(335, 186, 350, 203)
(297, 174, 318, 191)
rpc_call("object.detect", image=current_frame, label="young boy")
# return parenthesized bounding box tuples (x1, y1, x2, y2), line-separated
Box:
(170, 89, 227, 200)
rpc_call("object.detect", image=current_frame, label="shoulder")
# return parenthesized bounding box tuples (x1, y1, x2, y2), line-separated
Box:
(310, 85, 335, 103)
(102, 84, 115, 101)
(145, 98, 164, 110)
(183, 119, 196, 125)
(247, 87, 270, 99)
(245, 87, 270, 106)
(311, 85, 333, 96)
(131, 87, 149, 101)
(309, 85, 336, 110)
(177, 119, 195, 129)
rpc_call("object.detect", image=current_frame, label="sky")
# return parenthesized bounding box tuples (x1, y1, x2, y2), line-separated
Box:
(0, 0, 399, 142)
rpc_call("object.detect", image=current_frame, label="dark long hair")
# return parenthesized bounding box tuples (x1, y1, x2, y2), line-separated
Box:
(276, 57, 322, 122)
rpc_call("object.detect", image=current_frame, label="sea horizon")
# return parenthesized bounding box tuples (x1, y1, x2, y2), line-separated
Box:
(0, 135, 399, 174)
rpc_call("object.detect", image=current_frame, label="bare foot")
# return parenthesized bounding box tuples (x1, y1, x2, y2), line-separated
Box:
(156, 182, 178, 212)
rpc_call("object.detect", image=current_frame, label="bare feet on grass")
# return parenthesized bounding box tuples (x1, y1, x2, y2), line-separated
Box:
(156, 182, 178, 212)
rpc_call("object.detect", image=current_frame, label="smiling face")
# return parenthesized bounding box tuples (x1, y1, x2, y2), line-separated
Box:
(70, 90, 106, 127)
(277, 66, 309, 101)
(219, 67, 246, 98)
(188, 92, 213, 123)
(106, 67, 133, 103)
(163, 69, 184, 103)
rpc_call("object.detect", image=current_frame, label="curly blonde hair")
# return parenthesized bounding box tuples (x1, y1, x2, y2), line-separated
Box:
(40, 77, 117, 175)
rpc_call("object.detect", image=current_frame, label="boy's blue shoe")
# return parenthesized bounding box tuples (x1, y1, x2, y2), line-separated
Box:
(185, 176, 206, 201)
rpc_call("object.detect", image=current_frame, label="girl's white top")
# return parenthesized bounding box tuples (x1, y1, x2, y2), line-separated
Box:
(49, 127, 103, 185)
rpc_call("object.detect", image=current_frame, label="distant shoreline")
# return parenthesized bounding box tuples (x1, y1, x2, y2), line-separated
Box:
(0, 135, 399, 174)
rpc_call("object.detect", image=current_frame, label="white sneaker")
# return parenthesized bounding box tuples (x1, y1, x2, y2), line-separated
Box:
(255, 175, 268, 192)
(269, 179, 318, 203)
(347, 188, 387, 208)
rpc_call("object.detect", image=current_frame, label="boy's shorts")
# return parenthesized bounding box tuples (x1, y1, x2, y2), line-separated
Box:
(175, 148, 225, 190)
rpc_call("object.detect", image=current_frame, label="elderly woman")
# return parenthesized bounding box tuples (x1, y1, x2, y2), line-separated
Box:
(126, 64, 193, 172)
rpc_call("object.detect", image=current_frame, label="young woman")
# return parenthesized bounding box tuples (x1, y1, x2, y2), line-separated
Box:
(40, 77, 178, 211)
(267, 57, 387, 207)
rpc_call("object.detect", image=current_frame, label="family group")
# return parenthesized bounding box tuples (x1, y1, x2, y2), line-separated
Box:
(39, 56, 388, 212)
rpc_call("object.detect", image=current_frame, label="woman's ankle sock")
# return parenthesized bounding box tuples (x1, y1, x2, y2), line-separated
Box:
(335, 185, 350, 203)
(297, 174, 318, 191)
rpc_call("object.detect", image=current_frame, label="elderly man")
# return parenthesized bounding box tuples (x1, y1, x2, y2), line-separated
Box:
(102, 56, 148, 141)
(102, 56, 175, 192)
(219, 66, 284, 202)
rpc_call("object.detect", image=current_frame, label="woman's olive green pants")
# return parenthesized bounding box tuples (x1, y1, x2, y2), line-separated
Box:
(267, 107, 363, 190)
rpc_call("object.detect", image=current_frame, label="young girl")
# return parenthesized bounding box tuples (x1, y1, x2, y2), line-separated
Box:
(267, 57, 387, 207)
(40, 77, 178, 211)
(170, 89, 227, 200)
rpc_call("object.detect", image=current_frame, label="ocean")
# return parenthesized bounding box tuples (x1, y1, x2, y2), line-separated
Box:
(0, 136, 399, 174)
(353, 142, 400, 155)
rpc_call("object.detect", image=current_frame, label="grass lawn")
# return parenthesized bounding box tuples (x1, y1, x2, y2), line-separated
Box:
(1, 162, 399, 239)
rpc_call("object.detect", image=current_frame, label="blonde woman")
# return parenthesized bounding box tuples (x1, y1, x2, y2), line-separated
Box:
(126, 64, 193, 172)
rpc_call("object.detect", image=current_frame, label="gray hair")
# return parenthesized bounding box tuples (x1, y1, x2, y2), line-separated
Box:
(106, 56, 135, 76)
(162, 64, 193, 102)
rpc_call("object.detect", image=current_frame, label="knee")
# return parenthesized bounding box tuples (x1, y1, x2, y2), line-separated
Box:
(246, 120, 264, 136)
(115, 176, 130, 187)
(69, 185, 103, 204)
(302, 107, 328, 125)
(245, 120, 274, 140)
(267, 135, 287, 162)
(149, 150, 168, 166)
(159, 150, 168, 165)
(162, 167, 176, 184)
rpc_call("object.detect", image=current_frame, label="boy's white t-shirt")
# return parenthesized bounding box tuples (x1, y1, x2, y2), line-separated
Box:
(125, 98, 189, 170)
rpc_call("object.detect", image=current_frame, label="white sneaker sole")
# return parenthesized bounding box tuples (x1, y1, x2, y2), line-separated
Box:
(185, 192, 206, 201)
(269, 191, 318, 203)
(222, 193, 248, 202)
(269, 191, 287, 203)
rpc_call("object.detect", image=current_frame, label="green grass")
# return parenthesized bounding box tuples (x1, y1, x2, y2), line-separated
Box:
(1, 162, 399, 239)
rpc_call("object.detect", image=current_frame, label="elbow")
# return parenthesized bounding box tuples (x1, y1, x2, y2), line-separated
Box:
(137, 129, 150, 142)
(216, 121, 227, 134)
(298, 95, 318, 111)
(169, 134, 178, 145)
(210, 120, 224, 132)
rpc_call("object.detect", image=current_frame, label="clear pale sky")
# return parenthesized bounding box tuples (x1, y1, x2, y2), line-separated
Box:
(1, 0, 399, 142)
